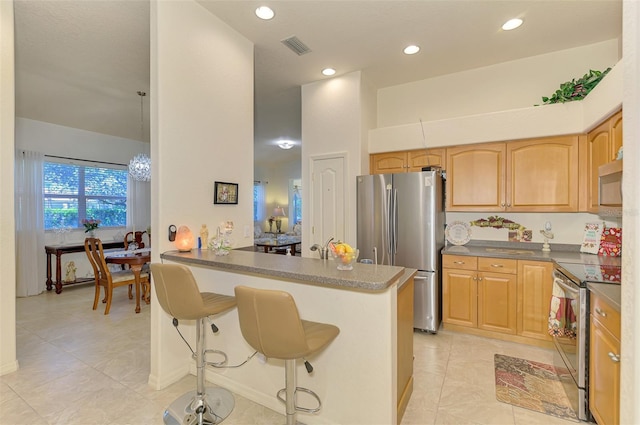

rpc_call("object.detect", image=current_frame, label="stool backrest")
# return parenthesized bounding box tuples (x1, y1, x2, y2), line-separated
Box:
(150, 263, 206, 320)
(234, 285, 309, 359)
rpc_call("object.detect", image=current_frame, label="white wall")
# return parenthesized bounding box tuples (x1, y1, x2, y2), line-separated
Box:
(301, 71, 376, 250)
(149, 0, 254, 389)
(378, 39, 619, 128)
(620, 1, 640, 422)
(0, 0, 17, 376)
(15, 118, 151, 280)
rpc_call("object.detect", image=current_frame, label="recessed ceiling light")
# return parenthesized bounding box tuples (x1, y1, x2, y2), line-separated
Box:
(255, 6, 275, 20)
(502, 18, 523, 31)
(322, 68, 336, 76)
(403, 45, 420, 55)
(276, 140, 295, 149)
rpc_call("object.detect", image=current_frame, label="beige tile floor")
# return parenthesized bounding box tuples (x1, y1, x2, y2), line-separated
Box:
(1, 283, 580, 425)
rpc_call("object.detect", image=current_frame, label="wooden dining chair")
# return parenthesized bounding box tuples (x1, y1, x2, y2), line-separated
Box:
(84, 237, 150, 315)
(124, 231, 146, 250)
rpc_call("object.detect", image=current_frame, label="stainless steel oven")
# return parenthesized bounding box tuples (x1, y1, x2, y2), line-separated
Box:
(551, 266, 589, 421)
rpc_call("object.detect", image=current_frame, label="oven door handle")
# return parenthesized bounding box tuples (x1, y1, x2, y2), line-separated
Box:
(554, 277, 580, 296)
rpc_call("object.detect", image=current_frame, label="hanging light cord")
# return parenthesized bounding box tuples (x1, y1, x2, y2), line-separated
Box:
(137, 91, 146, 142)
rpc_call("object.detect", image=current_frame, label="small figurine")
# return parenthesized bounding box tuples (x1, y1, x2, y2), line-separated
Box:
(540, 221, 554, 252)
(64, 261, 77, 283)
(200, 224, 209, 248)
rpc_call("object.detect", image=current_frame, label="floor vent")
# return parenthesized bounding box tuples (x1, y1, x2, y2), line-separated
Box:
(281, 36, 312, 56)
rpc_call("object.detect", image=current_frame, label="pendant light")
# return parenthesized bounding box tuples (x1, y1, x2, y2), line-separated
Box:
(128, 91, 151, 182)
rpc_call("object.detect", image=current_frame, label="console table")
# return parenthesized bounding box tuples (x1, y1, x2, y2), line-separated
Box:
(45, 241, 125, 293)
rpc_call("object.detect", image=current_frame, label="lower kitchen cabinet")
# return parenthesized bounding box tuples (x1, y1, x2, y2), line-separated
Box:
(517, 260, 553, 341)
(443, 255, 554, 346)
(589, 292, 620, 425)
(443, 255, 517, 335)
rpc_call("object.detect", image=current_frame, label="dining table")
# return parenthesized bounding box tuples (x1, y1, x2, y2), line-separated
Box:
(105, 249, 151, 313)
(255, 236, 302, 255)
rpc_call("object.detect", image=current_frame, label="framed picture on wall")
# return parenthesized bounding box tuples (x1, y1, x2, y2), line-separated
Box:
(214, 181, 238, 205)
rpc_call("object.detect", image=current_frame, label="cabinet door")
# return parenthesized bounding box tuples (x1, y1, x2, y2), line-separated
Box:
(370, 152, 407, 174)
(442, 268, 477, 327)
(446, 143, 505, 211)
(610, 110, 623, 162)
(477, 271, 516, 334)
(407, 148, 445, 172)
(507, 136, 579, 212)
(585, 119, 615, 212)
(517, 261, 553, 341)
(589, 318, 620, 425)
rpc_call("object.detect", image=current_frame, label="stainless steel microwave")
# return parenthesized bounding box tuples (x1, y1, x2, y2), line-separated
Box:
(599, 160, 622, 217)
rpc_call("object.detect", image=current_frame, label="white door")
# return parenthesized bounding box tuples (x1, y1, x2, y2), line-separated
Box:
(310, 155, 346, 247)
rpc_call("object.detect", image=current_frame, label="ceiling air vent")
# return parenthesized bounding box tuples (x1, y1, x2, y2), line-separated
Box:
(281, 36, 312, 56)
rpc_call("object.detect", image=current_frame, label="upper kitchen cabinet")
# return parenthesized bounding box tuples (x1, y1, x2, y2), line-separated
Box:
(446, 142, 506, 211)
(370, 148, 445, 174)
(582, 110, 623, 212)
(446, 136, 580, 212)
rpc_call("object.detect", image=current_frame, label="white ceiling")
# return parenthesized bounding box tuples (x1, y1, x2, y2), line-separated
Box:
(13, 1, 622, 164)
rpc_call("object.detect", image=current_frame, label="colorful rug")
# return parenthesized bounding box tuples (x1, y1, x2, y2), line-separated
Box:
(494, 354, 578, 421)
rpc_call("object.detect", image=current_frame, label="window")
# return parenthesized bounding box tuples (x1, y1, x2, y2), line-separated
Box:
(253, 181, 265, 221)
(44, 161, 128, 230)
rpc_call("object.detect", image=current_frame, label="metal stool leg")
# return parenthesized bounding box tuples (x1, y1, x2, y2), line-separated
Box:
(163, 318, 235, 425)
(285, 359, 296, 425)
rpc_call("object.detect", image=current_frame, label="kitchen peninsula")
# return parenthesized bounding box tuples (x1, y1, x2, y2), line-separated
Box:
(155, 249, 416, 425)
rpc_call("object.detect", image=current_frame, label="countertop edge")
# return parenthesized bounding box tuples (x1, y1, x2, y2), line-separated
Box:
(587, 283, 621, 313)
(160, 250, 406, 292)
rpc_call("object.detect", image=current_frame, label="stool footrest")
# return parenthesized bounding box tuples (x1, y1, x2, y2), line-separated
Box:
(201, 349, 228, 368)
(277, 386, 322, 414)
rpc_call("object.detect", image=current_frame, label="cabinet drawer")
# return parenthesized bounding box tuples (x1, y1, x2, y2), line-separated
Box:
(478, 257, 517, 274)
(591, 295, 621, 340)
(443, 255, 477, 271)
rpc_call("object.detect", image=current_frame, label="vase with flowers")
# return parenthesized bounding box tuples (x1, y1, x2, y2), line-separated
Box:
(208, 221, 234, 256)
(82, 218, 101, 237)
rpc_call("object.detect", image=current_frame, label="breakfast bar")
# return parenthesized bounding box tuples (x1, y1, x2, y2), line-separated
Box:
(151, 249, 415, 425)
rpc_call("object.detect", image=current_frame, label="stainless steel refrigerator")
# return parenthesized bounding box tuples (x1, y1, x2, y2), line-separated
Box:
(356, 169, 445, 332)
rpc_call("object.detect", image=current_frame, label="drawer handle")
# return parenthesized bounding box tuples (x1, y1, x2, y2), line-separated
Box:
(595, 307, 607, 318)
(491, 264, 504, 268)
(608, 352, 620, 363)
(453, 261, 465, 265)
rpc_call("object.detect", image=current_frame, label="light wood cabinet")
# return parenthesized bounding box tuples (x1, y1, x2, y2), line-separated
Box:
(582, 110, 623, 212)
(446, 135, 580, 212)
(443, 255, 516, 335)
(445, 142, 505, 211)
(517, 261, 553, 341)
(589, 292, 620, 425)
(397, 275, 414, 423)
(370, 148, 445, 174)
(444, 255, 558, 346)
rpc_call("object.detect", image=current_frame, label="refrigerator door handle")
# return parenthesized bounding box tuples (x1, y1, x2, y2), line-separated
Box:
(386, 187, 392, 257)
(393, 188, 398, 259)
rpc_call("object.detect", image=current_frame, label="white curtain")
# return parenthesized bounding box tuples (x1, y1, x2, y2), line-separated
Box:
(126, 174, 151, 236)
(15, 149, 45, 297)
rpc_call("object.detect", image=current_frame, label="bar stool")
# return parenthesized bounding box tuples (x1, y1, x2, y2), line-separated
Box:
(150, 263, 237, 425)
(234, 286, 339, 425)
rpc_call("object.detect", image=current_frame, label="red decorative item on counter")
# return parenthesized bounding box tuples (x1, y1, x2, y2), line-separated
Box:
(598, 227, 622, 256)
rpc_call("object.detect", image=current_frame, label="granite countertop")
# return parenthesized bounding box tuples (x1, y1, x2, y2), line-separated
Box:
(160, 249, 409, 292)
(441, 240, 622, 267)
(588, 283, 621, 313)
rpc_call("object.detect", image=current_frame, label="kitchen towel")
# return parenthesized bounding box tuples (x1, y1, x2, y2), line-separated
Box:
(548, 278, 577, 338)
